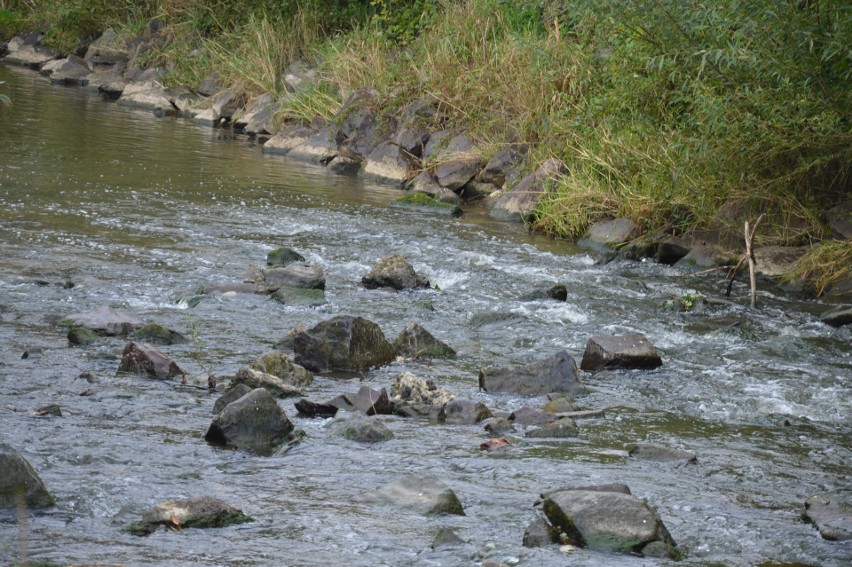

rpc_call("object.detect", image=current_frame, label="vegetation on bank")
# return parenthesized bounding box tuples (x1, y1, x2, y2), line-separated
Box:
(2, 1, 850, 287)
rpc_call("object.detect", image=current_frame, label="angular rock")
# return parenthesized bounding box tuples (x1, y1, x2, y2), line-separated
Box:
(118, 341, 185, 379)
(3, 44, 59, 68)
(65, 307, 143, 336)
(489, 158, 566, 222)
(329, 411, 394, 442)
(443, 398, 492, 425)
(676, 244, 735, 269)
(210, 89, 241, 121)
(543, 488, 677, 555)
(826, 200, 852, 240)
(542, 396, 578, 413)
(580, 334, 663, 371)
(372, 475, 464, 516)
(197, 75, 223, 97)
(753, 245, 809, 278)
(262, 264, 325, 290)
(249, 351, 313, 388)
(0, 445, 54, 508)
(116, 81, 175, 113)
(67, 326, 102, 346)
(327, 155, 361, 175)
(41, 55, 91, 85)
(126, 496, 251, 536)
(130, 323, 187, 345)
(407, 171, 460, 204)
(338, 107, 385, 158)
(521, 284, 567, 301)
(477, 146, 526, 187)
(390, 372, 455, 407)
(293, 315, 395, 372)
(432, 527, 466, 549)
(393, 322, 456, 359)
(270, 286, 327, 307)
(204, 388, 294, 455)
(510, 406, 555, 426)
(262, 124, 315, 156)
(655, 236, 691, 265)
(434, 135, 484, 191)
(525, 417, 578, 438)
(212, 383, 253, 415)
(362, 255, 429, 290)
(349, 386, 394, 415)
(234, 93, 274, 135)
(523, 516, 556, 548)
(286, 125, 342, 165)
(628, 443, 697, 464)
(231, 367, 303, 398)
(803, 492, 852, 541)
(585, 218, 640, 247)
(423, 130, 453, 162)
(362, 141, 416, 186)
(295, 398, 340, 418)
(266, 246, 306, 266)
(393, 125, 430, 157)
(820, 306, 852, 328)
(484, 417, 515, 436)
(479, 350, 586, 397)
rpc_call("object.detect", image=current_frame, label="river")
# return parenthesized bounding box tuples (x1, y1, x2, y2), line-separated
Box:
(1, 63, 850, 567)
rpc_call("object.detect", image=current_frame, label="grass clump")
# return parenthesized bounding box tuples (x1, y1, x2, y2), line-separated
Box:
(786, 240, 852, 296)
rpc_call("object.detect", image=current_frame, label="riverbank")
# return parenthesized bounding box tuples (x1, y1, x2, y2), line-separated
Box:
(1, 0, 850, 297)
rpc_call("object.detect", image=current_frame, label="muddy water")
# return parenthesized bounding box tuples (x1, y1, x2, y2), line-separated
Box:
(1, 63, 850, 567)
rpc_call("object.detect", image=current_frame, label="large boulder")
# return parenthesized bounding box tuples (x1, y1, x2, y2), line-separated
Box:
(0, 445, 54, 508)
(580, 334, 663, 371)
(362, 255, 429, 290)
(803, 493, 852, 541)
(117, 341, 185, 379)
(393, 322, 456, 359)
(542, 487, 677, 556)
(212, 383, 253, 415)
(249, 351, 313, 388)
(489, 158, 566, 222)
(204, 388, 295, 455)
(370, 475, 464, 515)
(230, 367, 304, 398)
(293, 316, 395, 372)
(65, 307, 143, 336)
(479, 350, 586, 397)
(329, 411, 394, 442)
(126, 496, 251, 536)
(753, 245, 809, 278)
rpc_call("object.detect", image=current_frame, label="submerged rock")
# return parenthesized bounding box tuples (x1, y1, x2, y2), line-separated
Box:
(204, 388, 295, 455)
(370, 475, 464, 516)
(130, 323, 187, 345)
(117, 341, 185, 379)
(362, 255, 429, 290)
(525, 417, 579, 438)
(803, 493, 852, 541)
(293, 315, 395, 372)
(126, 496, 251, 536)
(65, 307, 143, 336)
(580, 334, 663, 371)
(479, 350, 586, 397)
(0, 445, 54, 508)
(628, 443, 697, 464)
(523, 516, 557, 548)
(329, 411, 394, 443)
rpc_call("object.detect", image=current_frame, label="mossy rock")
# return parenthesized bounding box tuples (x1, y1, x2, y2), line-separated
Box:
(126, 496, 252, 536)
(130, 323, 187, 345)
(266, 247, 306, 267)
(395, 192, 462, 217)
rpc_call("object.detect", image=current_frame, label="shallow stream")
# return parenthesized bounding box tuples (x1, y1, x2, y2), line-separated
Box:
(1, 63, 850, 567)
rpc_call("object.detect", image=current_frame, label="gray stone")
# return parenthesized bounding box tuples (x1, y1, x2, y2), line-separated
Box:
(65, 307, 143, 336)
(3, 44, 59, 67)
(542, 396, 578, 413)
(250, 351, 313, 388)
(116, 81, 176, 114)
(803, 492, 852, 541)
(329, 411, 393, 442)
(126, 496, 251, 536)
(655, 236, 691, 265)
(525, 417, 578, 438)
(489, 158, 567, 222)
(432, 527, 466, 549)
(393, 322, 456, 359)
(434, 135, 485, 190)
(753, 245, 809, 278)
(210, 89, 241, 120)
(443, 398, 492, 424)
(266, 247, 305, 266)
(118, 341, 186, 379)
(130, 323, 186, 345)
(479, 350, 586, 397)
(362, 141, 416, 186)
(423, 130, 453, 162)
(523, 516, 556, 548)
(294, 398, 339, 418)
(543, 489, 676, 554)
(231, 367, 303, 398)
(390, 372, 455, 407)
(628, 443, 697, 464)
(677, 244, 735, 269)
(293, 315, 395, 372)
(393, 125, 430, 157)
(580, 334, 663, 371)
(327, 156, 361, 175)
(270, 286, 327, 307)
(484, 417, 515, 436)
(826, 200, 852, 240)
(405, 172, 461, 204)
(0, 445, 54, 508)
(262, 264, 325, 290)
(41, 56, 91, 85)
(521, 284, 568, 301)
(287, 125, 342, 165)
(585, 218, 640, 246)
(362, 255, 429, 290)
(197, 75, 223, 97)
(204, 388, 294, 455)
(233, 93, 274, 135)
(477, 146, 526, 187)
(820, 306, 852, 328)
(510, 406, 555, 426)
(212, 383, 253, 415)
(342, 386, 394, 416)
(372, 475, 464, 515)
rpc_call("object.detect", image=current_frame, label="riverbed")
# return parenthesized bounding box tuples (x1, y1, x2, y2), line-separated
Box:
(1, 63, 850, 567)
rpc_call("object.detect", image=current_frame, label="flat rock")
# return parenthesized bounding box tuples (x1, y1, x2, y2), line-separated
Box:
(362, 141, 416, 186)
(262, 124, 314, 156)
(371, 475, 464, 516)
(4, 44, 59, 67)
(329, 411, 394, 442)
(803, 492, 852, 541)
(525, 417, 578, 438)
(628, 443, 697, 464)
(443, 398, 492, 424)
(262, 263, 325, 290)
(116, 81, 175, 113)
(41, 55, 91, 85)
(270, 286, 327, 307)
(130, 323, 187, 345)
(0, 445, 54, 508)
(510, 406, 555, 426)
(580, 334, 662, 371)
(479, 350, 586, 397)
(434, 135, 484, 191)
(126, 496, 251, 536)
(65, 307, 143, 336)
(753, 246, 809, 278)
(286, 125, 341, 165)
(585, 218, 640, 247)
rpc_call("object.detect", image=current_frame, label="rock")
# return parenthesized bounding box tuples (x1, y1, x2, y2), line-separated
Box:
(293, 315, 395, 372)
(390, 372, 455, 410)
(266, 247, 306, 266)
(521, 284, 568, 301)
(479, 350, 586, 397)
(676, 244, 735, 269)
(655, 236, 691, 265)
(118, 341, 186, 379)
(628, 443, 697, 464)
(116, 81, 175, 114)
(212, 383, 253, 414)
(542, 396, 578, 413)
(443, 398, 492, 424)
(249, 351, 313, 388)
(393, 125, 430, 157)
(234, 93, 274, 135)
(484, 417, 515, 436)
(270, 286, 327, 307)
(3, 44, 59, 68)
(542, 488, 677, 555)
(41, 55, 91, 85)
(477, 146, 526, 188)
(489, 158, 567, 222)
(406, 172, 461, 205)
(394, 192, 462, 216)
(460, 180, 500, 200)
(525, 417, 578, 438)
(0, 445, 54, 508)
(329, 411, 394, 442)
(362, 141, 417, 186)
(349, 386, 395, 415)
(130, 323, 187, 345)
(67, 326, 102, 346)
(210, 89, 241, 121)
(204, 388, 295, 455)
(803, 492, 852, 541)
(393, 322, 456, 359)
(35, 404, 62, 417)
(286, 125, 342, 165)
(262, 263, 325, 290)
(540, 484, 632, 500)
(262, 124, 315, 156)
(328, 155, 361, 175)
(337, 106, 385, 159)
(65, 307, 143, 336)
(197, 75, 222, 97)
(295, 398, 340, 418)
(434, 135, 485, 190)
(510, 406, 555, 426)
(126, 496, 251, 536)
(820, 306, 852, 327)
(753, 245, 809, 278)
(580, 334, 663, 371)
(231, 367, 303, 398)
(432, 527, 466, 549)
(584, 218, 640, 247)
(523, 516, 556, 548)
(372, 475, 464, 516)
(826, 200, 852, 240)
(362, 255, 429, 290)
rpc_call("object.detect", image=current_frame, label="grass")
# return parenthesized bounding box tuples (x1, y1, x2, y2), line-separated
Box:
(787, 240, 852, 296)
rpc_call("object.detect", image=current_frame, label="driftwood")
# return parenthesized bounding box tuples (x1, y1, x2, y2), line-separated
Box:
(725, 214, 764, 308)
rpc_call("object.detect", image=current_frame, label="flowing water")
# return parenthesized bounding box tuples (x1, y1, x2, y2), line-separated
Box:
(0, 63, 850, 567)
